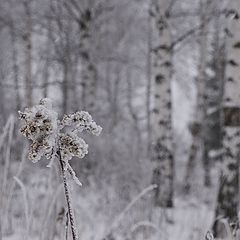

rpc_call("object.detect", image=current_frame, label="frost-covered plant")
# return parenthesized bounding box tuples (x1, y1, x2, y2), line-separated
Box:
(19, 98, 101, 164)
(19, 98, 102, 240)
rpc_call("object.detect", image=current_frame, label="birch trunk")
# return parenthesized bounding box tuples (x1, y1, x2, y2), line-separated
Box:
(203, 13, 224, 187)
(213, 2, 240, 237)
(150, 0, 174, 208)
(184, 0, 208, 193)
(146, 7, 153, 157)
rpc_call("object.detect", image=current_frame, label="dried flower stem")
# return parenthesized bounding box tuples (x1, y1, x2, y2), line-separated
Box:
(18, 99, 102, 239)
(58, 151, 79, 240)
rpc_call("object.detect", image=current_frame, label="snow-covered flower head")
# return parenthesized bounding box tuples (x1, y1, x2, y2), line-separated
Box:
(19, 98, 58, 162)
(19, 98, 102, 164)
(59, 133, 88, 162)
(61, 111, 102, 135)
(59, 111, 102, 163)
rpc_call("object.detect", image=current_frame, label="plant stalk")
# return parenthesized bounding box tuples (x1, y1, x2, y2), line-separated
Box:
(58, 152, 79, 240)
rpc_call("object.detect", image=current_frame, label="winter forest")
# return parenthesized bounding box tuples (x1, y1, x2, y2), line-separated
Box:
(0, 0, 240, 239)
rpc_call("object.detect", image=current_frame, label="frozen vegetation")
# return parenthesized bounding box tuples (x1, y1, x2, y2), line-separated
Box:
(0, 0, 240, 239)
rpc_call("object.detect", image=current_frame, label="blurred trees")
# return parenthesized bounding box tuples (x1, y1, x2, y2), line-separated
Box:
(0, 0, 240, 238)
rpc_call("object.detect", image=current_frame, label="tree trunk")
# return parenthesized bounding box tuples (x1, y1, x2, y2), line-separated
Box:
(43, 17, 52, 98)
(55, 0, 71, 114)
(146, 7, 153, 157)
(213, 2, 240, 237)
(203, 11, 224, 187)
(71, 55, 79, 112)
(62, 61, 70, 114)
(150, 0, 174, 208)
(184, 0, 208, 193)
(10, 21, 21, 112)
(80, 9, 97, 113)
(126, 66, 141, 162)
(23, 0, 33, 106)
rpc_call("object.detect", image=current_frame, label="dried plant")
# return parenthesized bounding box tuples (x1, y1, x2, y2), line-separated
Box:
(19, 98, 102, 240)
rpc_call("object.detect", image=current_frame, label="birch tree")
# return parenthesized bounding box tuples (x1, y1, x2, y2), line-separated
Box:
(49, 0, 72, 114)
(184, 0, 209, 193)
(150, 0, 174, 208)
(203, 12, 225, 187)
(79, 9, 97, 113)
(64, 1, 97, 113)
(213, 1, 240, 237)
(146, 5, 153, 157)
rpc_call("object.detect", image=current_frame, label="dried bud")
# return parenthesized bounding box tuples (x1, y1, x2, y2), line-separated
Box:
(61, 111, 102, 135)
(19, 98, 102, 166)
(19, 98, 58, 162)
(59, 133, 88, 162)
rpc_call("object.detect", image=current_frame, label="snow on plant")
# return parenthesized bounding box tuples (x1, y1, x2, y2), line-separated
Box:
(18, 98, 102, 240)
(19, 98, 58, 162)
(19, 98, 101, 164)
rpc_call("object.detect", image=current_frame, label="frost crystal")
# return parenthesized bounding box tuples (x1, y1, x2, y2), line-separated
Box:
(19, 98, 102, 165)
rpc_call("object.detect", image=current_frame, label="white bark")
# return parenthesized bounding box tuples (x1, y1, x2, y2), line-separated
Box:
(214, 1, 240, 236)
(184, 0, 209, 192)
(146, 7, 153, 157)
(203, 12, 225, 187)
(150, 0, 174, 208)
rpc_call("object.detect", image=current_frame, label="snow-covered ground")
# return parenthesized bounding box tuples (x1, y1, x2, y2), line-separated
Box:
(1, 148, 219, 240)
